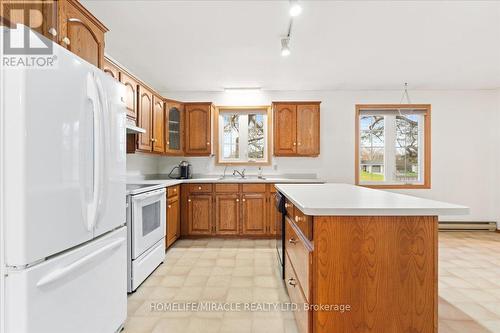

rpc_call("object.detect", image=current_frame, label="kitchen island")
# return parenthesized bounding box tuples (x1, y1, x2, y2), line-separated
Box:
(275, 183, 468, 333)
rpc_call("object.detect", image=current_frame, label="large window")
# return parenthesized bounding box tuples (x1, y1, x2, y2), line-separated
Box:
(355, 104, 431, 188)
(215, 106, 271, 164)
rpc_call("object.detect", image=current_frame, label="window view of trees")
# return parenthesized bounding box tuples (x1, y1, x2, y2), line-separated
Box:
(359, 111, 423, 184)
(220, 111, 267, 162)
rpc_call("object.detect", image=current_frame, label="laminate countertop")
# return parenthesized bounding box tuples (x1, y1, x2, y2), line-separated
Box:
(126, 175, 324, 195)
(275, 183, 469, 216)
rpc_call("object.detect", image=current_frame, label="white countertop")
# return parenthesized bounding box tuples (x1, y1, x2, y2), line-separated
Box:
(275, 183, 469, 216)
(126, 175, 325, 195)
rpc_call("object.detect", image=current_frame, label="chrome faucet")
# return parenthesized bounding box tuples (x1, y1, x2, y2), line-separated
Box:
(233, 169, 246, 178)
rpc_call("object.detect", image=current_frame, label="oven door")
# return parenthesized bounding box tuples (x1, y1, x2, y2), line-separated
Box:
(131, 188, 166, 259)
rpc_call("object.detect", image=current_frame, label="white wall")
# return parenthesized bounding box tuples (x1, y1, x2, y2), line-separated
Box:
(129, 89, 500, 223)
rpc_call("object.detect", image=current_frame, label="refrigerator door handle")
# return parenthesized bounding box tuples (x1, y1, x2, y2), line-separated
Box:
(36, 237, 126, 288)
(85, 72, 103, 232)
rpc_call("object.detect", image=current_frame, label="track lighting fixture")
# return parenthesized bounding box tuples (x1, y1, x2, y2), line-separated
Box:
(281, 37, 291, 57)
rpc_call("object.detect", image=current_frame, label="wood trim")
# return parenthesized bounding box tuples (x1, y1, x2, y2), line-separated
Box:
(67, 0, 108, 32)
(214, 106, 272, 166)
(273, 101, 322, 105)
(354, 104, 431, 189)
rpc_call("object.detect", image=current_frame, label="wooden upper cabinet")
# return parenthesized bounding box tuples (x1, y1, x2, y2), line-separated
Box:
(273, 102, 320, 157)
(103, 58, 119, 80)
(241, 193, 267, 235)
(297, 104, 320, 156)
(187, 194, 213, 235)
(137, 85, 153, 151)
(58, 0, 107, 69)
(2, 0, 58, 42)
(274, 104, 297, 155)
(119, 71, 138, 121)
(185, 103, 212, 156)
(152, 95, 165, 153)
(165, 101, 184, 155)
(215, 194, 240, 235)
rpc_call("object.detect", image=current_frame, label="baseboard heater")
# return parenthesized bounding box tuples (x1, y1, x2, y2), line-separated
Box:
(439, 221, 497, 231)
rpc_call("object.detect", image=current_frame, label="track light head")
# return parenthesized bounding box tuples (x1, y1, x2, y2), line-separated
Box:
(281, 37, 291, 57)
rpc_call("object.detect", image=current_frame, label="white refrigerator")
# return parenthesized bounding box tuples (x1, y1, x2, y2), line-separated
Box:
(1, 25, 127, 333)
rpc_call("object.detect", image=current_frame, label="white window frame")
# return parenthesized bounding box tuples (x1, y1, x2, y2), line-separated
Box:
(215, 106, 271, 165)
(356, 105, 431, 189)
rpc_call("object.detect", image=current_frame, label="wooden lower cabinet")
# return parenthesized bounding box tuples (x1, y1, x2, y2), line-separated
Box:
(166, 192, 180, 248)
(187, 194, 213, 235)
(181, 183, 276, 237)
(241, 193, 267, 235)
(215, 194, 240, 235)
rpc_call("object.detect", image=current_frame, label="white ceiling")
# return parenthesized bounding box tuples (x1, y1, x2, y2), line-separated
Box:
(82, 0, 500, 92)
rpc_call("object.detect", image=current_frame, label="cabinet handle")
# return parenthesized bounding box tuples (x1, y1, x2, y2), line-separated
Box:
(188, 199, 192, 202)
(285, 203, 291, 208)
(293, 142, 296, 146)
(236, 199, 239, 202)
(48, 27, 57, 37)
(289, 238, 297, 244)
(198, 186, 202, 190)
(167, 141, 170, 145)
(287, 278, 297, 287)
(298, 142, 302, 146)
(174, 188, 177, 192)
(206, 142, 210, 145)
(295, 216, 304, 223)
(242, 198, 246, 202)
(61, 37, 70, 45)
(168, 205, 171, 208)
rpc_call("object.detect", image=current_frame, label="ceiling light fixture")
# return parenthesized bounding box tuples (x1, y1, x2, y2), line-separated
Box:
(281, 37, 291, 57)
(289, 1, 302, 17)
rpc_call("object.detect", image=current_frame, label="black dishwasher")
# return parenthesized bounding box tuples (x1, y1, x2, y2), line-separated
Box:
(274, 191, 286, 279)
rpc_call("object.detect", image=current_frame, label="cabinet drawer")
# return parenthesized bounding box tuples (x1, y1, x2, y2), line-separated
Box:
(215, 184, 239, 193)
(293, 209, 312, 240)
(242, 184, 266, 193)
(167, 185, 180, 198)
(284, 253, 310, 333)
(285, 200, 294, 217)
(285, 217, 311, 301)
(188, 184, 213, 193)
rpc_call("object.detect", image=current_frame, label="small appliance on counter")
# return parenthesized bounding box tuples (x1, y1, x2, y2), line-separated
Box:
(168, 160, 192, 179)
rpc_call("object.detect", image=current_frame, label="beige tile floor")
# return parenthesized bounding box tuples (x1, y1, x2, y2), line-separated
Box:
(124, 232, 500, 333)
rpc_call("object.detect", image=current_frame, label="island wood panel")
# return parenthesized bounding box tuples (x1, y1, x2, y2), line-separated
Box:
(166, 194, 180, 248)
(312, 216, 437, 333)
(297, 104, 320, 156)
(215, 194, 240, 235)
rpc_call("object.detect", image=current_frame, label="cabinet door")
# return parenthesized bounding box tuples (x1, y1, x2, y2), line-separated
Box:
(103, 58, 119, 80)
(297, 104, 320, 156)
(215, 194, 240, 235)
(187, 195, 212, 235)
(185, 104, 211, 155)
(166, 195, 180, 248)
(120, 72, 138, 120)
(274, 104, 297, 155)
(241, 194, 267, 235)
(59, 0, 105, 68)
(165, 102, 184, 155)
(152, 95, 165, 153)
(137, 86, 153, 151)
(2, 0, 58, 41)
